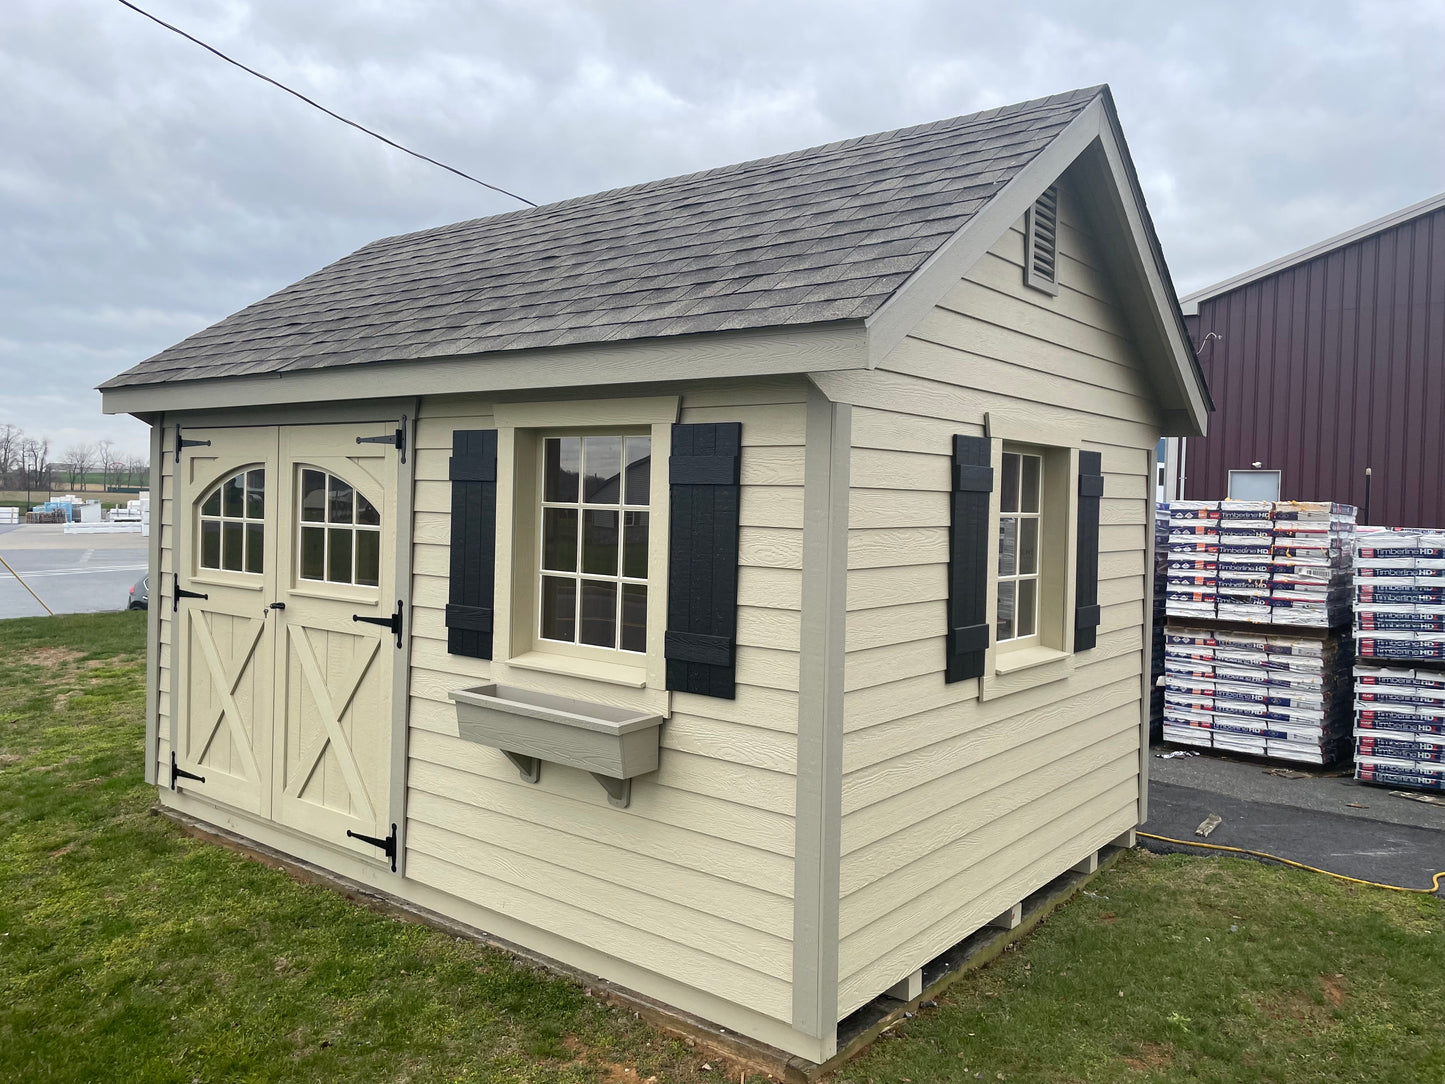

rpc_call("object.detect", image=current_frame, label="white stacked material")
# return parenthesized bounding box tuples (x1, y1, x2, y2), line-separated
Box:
(1162, 626, 1350, 763)
(1270, 502, 1356, 627)
(1217, 501, 1275, 623)
(1353, 528, 1445, 662)
(1164, 502, 1219, 620)
(0, 507, 18, 524)
(1163, 501, 1356, 626)
(1353, 664, 1445, 792)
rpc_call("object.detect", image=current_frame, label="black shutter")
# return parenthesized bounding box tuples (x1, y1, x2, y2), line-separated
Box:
(1074, 450, 1104, 652)
(946, 435, 994, 683)
(665, 422, 742, 698)
(446, 430, 497, 659)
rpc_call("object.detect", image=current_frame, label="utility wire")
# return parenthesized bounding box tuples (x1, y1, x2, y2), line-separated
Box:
(115, 0, 537, 207)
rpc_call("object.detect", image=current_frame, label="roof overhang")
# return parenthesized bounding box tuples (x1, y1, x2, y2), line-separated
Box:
(1179, 189, 1445, 316)
(862, 92, 1211, 437)
(101, 320, 870, 416)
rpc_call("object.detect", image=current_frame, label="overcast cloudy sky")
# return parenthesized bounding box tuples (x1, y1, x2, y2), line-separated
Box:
(4, 0, 1442, 459)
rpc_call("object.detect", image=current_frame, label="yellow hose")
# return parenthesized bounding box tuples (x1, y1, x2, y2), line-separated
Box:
(1137, 831, 1445, 895)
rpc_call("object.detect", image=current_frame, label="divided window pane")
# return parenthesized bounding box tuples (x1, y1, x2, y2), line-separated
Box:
(199, 468, 266, 574)
(538, 432, 650, 654)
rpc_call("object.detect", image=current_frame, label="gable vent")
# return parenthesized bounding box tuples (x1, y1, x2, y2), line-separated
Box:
(1025, 186, 1060, 295)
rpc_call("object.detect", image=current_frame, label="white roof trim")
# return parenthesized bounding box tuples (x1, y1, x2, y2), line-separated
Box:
(1179, 189, 1445, 315)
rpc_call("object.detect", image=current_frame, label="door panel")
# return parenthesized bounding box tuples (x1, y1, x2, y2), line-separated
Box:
(272, 424, 399, 858)
(174, 427, 278, 817)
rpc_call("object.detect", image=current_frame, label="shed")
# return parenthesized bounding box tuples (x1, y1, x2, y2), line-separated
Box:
(101, 85, 1208, 1063)
(1174, 191, 1445, 525)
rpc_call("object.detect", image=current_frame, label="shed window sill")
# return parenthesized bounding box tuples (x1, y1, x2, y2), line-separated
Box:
(505, 650, 648, 689)
(994, 646, 1070, 675)
(980, 646, 1074, 702)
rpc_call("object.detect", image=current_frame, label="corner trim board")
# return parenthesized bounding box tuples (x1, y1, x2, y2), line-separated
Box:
(791, 386, 850, 1052)
(143, 415, 164, 787)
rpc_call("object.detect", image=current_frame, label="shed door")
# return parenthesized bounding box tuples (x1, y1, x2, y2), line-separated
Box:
(174, 427, 279, 817)
(271, 424, 399, 859)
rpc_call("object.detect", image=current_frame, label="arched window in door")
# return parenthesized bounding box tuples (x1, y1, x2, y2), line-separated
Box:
(298, 468, 381, 586)
(198, 468, 265, 574)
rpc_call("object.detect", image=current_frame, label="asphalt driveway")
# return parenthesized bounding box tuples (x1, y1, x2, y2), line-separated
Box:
(0, 524, 148, 618)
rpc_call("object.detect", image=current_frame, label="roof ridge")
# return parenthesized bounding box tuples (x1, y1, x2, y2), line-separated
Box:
(364, 85, 1106, 250)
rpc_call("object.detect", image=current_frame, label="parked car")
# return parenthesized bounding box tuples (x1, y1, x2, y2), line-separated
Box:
(128, 575, 149, 610)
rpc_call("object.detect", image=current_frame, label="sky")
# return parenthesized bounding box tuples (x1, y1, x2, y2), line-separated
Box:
(4, 0, 1443, 461)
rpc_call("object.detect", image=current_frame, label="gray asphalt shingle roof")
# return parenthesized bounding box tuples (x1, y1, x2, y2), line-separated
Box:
(102, 86, 1103, 389)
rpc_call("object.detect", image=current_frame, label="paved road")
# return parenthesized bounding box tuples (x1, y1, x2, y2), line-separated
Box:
(1145, 746, 1445, 895)
(0, 524, 148, 618)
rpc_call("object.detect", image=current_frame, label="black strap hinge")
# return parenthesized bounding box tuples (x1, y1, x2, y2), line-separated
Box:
(353, 601, 404, 648)
(171, 750, 205, 790)
(173, 573, 209, 612)
(175, 425, 212, 463)
(346, 823, 398, 871)
(356, 414, 407, 464)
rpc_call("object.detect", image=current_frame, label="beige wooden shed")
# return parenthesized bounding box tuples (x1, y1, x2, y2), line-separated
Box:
(101, 85, 1209, 1063)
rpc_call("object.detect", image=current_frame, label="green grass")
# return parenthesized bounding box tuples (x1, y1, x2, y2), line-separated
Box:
(3, 613, 1444, 1083)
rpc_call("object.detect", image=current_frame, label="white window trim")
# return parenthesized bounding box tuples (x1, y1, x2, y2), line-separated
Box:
(489, 396, 678, 711)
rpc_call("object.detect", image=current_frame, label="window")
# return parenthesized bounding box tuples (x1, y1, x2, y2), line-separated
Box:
(1024, 185, 1060, 295)
(996, 449, 1043, 644)
(537, 434, 651, 654)
(199, 468, 265, 574)
(298, 468, 381, 586)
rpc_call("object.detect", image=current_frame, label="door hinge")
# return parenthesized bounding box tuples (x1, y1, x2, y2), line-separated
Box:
(173, 572, 210, 612)
(355, 414, 407, 464)
(346, 823, 398, 871)
(170, 750, 205, 790)
(175, 425, 212, 462)
(352, 600, 404, 649)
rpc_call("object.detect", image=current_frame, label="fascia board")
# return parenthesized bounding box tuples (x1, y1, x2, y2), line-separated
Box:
(1091, 119, 1210, 436)
(863, 97, 1109, 365)
(101, 321, 869, 416)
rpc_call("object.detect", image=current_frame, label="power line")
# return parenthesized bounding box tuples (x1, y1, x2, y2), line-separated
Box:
(115, 0, 537, 207)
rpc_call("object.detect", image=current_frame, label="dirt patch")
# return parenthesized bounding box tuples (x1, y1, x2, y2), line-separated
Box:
(0, 753, 20, 766)
(1099, 912, 1119, 924)
(1320, 974, 1348, 1006)
(1122, 1041, 1174, 1071)
(21, 648, 84, 668)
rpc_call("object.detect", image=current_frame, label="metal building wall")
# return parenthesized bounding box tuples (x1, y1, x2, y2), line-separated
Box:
(1184, 205, 1445, 528)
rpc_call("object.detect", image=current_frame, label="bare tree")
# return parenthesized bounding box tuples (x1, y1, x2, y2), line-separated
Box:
(61, 443, 96, 489)
(124, 455, 150, 488)
(96, 439, 117, 490)
(0, 423, 21, 483)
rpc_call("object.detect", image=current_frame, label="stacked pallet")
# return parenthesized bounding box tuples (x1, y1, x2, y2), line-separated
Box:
(1162, 626, 1352, 764)
(1163, 501, 1356, 624)
(1354, 665, 1445, 792)
(1149, 502, 1168, 740)
(1353, 528, 1445, 662)
(1351, 528, 1445, 791)
(0, 507, 19, 524)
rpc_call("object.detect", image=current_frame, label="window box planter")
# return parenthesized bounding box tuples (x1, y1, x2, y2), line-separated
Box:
(448, 683, 663, 808)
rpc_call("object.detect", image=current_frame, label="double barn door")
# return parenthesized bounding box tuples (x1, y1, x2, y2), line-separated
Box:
(172, 421, 404, 867)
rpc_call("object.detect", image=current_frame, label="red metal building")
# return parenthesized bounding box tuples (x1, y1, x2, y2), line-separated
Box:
(1176, 192, 1445, 528)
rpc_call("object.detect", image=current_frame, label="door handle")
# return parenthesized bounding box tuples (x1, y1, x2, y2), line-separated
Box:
(269, 602, 286, 610)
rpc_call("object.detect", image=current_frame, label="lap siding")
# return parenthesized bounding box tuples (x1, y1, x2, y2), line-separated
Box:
(834, 185, 1156, 1020)
(400, 387, 808, 1022)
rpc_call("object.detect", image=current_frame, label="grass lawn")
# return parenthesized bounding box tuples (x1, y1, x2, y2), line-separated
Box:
(3, 613, 1444, 1083)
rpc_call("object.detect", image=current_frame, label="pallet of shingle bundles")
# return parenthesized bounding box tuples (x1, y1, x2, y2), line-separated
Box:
(1160, 627, 1216, 747)
(1164, 502, 1219, 620)
(1353, 664, 1445, 791)
(1270, 502, 1356, 627)
(1216, 500, 1275, 623)
(1212, 628, 1349, 763)
(1354, 528, 1445, 661)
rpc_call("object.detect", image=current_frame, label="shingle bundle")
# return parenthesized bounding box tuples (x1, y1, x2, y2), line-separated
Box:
(1163, 501, 1356, 626)
(1353, 528, 1445, 662)
(1161, 626, 1351, 763)
(1353, 664, 1445, 792)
